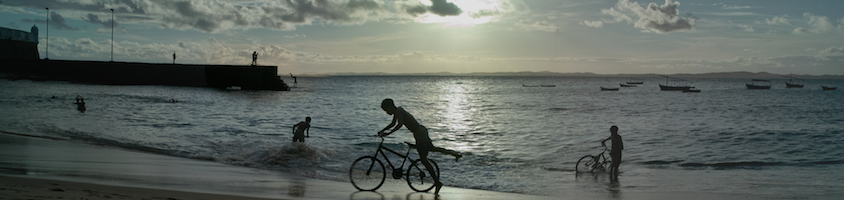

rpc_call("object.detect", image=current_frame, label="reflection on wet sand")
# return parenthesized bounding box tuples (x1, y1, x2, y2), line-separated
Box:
(576, 171, 623, 199)
(288, 180, 306, 197)
(349, 191, 384, 200)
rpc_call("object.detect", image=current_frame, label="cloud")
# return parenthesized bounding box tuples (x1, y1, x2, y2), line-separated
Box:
(401, 0, 463, 17)
(765, 15, 790, 25)
(802, 13, 835, 33)
(515, 20, 557, 32)
(599, 0, 695, 33)
(428, 0, 462, 16)
(83, 13, 117, 28)
(820, 47, 844, 54)
(581, 20, 603, 28)
(792, 27, 808, 34)
(737, 24, 753, 32)
(22, 11, 78, 30)
(9, 0, 396, 33)
(400, 52, 425, 62)
(712, 3, 753, 10)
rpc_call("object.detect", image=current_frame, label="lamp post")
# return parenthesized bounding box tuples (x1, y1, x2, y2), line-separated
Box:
(110, 8, 114, 62)
(45, 7, 49, 60)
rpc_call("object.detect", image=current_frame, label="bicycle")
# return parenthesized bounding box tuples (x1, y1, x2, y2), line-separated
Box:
(349, 136, 440, 192)
(575, 143, 612, 173)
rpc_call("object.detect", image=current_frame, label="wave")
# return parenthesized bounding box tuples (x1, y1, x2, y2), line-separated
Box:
(679, 161, 785, 168)
(1, 129, 193, 159)
(642, 158, 844, 169)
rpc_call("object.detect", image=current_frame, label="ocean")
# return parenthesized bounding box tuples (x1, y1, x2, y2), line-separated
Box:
(1, 76, 842, 198)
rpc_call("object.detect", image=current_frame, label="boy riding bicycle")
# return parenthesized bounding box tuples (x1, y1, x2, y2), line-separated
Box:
(378, 99, 461, 194)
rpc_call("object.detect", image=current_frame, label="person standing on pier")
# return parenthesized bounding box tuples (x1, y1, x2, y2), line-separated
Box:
(251, 51, 258, 66)
(172, 52, 176, 64)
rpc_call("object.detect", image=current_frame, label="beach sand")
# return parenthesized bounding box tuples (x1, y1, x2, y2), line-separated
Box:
(0, 133, 550, 200)
(1, 175, 279, 200)
(0, 133, 805, 200)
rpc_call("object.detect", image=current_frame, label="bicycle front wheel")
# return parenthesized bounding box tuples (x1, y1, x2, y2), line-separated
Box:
(350, 156, 386, 191)
(576, 155, 597, 173)
(407, 159, 440, 192)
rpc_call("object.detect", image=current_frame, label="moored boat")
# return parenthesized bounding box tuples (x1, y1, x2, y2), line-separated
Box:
(600, 87, 619, 91)
(746, 79, 771, 89)
(784, 74, 804, 88)
(822, 86, 837, 90)
(620, 84, 636, 87)
(659, 76, 694, 91)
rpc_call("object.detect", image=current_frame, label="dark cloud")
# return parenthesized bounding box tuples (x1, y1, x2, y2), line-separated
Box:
(404, 5, 428, 17)
(83, 13, 117, 28)
(22, 11, 78, 30)
(402, 0, 463, 17)
(7, 0, 389, 33)
(600, 0, 695, 33)
(428, 0, 461, 16)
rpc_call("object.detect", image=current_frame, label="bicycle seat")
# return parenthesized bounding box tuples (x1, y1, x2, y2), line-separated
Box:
(404, 142, 417, 148)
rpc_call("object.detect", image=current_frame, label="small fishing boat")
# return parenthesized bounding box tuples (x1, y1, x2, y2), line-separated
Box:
(784, 74, 804, 88)
(600, 87, 619, 91)
(626, 77, 643, 84)
(659, 76, 695, 91)
(620, 84, 636, 87)
(822, 86, 837, 90)
(746, 79, 771, 89)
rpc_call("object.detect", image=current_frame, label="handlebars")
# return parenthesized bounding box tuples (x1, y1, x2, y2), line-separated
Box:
(376, 133, 417, 148)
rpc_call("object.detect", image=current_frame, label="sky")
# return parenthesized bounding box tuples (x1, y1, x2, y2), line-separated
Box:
(1, 0, 843, 75)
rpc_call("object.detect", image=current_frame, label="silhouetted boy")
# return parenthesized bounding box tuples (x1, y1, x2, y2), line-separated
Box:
(378, 99, 447, 194)
(292, 117, 311, 142)
(602, 125, 623, 179)
(251, 51, 258, 65)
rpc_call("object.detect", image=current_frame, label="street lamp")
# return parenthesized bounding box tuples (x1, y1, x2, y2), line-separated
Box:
(110, 8, 114, 62)
(45, 7, 49, 60)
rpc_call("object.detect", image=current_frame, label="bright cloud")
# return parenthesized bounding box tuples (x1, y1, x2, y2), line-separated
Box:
(738, 24, 754, 32)
(598, 0, 695, 33)
(515, 19, 557, 32)
(765, 15, 790, 25)
(581, 20, 604, 28)
(408, 0, 529, 26)
(803, 13, 835, 33)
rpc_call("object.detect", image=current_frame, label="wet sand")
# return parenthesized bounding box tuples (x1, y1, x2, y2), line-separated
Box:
(0, 133, 819, 200)
(0, 133, 549, 200)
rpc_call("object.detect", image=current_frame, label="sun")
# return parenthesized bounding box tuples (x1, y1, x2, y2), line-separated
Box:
(414, 0, 505, 26)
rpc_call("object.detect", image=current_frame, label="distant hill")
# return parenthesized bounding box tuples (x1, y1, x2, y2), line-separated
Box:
(301, 71, 844, 79)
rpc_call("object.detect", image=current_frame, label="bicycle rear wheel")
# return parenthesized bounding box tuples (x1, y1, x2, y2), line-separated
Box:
(350, 156, 386, 191)
(407, 159, 440, 192)
(576, 155, 597, 173)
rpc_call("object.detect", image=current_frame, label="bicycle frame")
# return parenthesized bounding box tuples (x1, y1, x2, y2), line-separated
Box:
(372, 137, 413, 179)
(594, 147, 611, 169)
(576, 144, 613, 173)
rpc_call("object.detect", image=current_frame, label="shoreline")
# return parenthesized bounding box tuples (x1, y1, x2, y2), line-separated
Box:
(0, 133, 551, 200)
(2, 132, 841, 200)
(1, 175, 280, 200)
